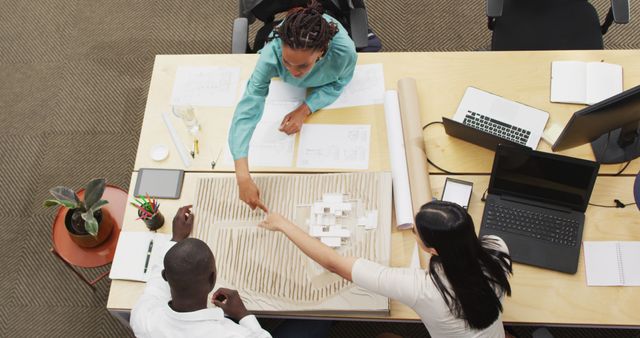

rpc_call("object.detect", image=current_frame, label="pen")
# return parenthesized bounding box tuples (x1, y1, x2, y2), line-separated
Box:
(211, 147, 223, 169)
(143, 239, 154, 274)
(194, 138, 199, 155)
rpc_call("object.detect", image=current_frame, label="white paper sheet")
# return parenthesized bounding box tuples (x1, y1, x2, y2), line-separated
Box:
(266, 80, 307, 102)
(171, 66, 240, 107)
(325, 64, 385, 109)
(247, 101, 297, 167)
(237, 79, 306, 104)
(223, 101, 298, 167)
(586, 62, 623, 104)
(109, 232, 172, 282)
(384, 91, 414, 228)
(621, 242, 640, 286)
(297, 124, 370, 169)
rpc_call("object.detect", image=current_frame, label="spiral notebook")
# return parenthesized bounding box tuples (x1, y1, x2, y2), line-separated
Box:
(583, 241, 640, 286)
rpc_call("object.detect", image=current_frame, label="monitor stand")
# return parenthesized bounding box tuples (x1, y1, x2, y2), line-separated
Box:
(591, 123, 640, 164)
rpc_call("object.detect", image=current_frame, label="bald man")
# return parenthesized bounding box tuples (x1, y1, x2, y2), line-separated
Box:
(130, 205, 271, 338)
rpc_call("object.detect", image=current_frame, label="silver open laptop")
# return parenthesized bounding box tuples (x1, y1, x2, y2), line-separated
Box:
(453, 87, 549, 149)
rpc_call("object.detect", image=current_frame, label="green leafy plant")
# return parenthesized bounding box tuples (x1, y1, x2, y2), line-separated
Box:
(43, 178, 109, 237)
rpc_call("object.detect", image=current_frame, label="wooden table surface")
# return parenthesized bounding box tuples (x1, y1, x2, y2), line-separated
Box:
(134, 50, 640, 175)
(108, 172, 640, 326)
(110, 50, 640, 327)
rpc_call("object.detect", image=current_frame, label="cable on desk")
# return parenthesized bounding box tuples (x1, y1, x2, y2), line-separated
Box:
(427, 158, 466, 175)
(426, 121, 635, 209)
(422, 121, 443, 131)
(421, 121, 467, 175)
(588, 199, 635, 208)
(596, 130, 633, 176)
(480, 188, 488, 202)
(613, 160, 631, 176)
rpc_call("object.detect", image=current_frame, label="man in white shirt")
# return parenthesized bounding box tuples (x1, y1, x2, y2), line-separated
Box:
(130, 205, 271, 338)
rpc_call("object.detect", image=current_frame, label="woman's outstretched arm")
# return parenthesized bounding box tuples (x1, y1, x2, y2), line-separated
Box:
(259, 212, 357, 281)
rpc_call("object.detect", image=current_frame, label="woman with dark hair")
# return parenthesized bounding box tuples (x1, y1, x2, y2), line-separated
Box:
(229, 0, 357, 211)
(260, 200, 513, 337)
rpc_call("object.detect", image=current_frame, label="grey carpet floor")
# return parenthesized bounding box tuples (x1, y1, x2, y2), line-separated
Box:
(1, 0, 639, 337)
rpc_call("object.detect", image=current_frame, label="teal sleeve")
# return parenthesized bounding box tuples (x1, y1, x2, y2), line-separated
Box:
(305, 51, 357, 113)
(228, 48, 277, 160)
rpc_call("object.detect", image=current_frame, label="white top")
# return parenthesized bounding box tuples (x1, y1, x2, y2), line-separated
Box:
(352, 235, 510, 338)
(130, 241, 272, 338)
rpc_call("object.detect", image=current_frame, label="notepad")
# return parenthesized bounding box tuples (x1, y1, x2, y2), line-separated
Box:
(296, 124, 371, 169)
(550, 61, 623, 105)
(325, 64, 385, 109)
(109, 232, 172, 282)
(583, 241, 640, 286)
(171, 66, 240, 107)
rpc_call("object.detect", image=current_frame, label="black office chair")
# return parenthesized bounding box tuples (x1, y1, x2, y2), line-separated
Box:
(232, 0, 373, 54)
(486, 0, 630, 50)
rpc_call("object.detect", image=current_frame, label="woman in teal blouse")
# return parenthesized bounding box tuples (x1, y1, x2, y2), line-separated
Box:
(229, 1, 358, 211)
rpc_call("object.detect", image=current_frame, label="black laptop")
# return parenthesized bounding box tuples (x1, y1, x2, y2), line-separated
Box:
(479, 144, 600, 274)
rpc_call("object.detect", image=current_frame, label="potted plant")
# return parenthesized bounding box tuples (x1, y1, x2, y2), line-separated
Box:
(44, 178, 114, 248)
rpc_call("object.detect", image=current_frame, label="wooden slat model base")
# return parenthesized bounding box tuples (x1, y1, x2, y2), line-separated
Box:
(193, 172, 392, 313)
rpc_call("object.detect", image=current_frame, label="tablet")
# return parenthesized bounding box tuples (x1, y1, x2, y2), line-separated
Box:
(134, 168, 184, 199)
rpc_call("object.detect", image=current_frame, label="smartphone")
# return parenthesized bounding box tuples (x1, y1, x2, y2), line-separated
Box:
(441, 178, 473, 209)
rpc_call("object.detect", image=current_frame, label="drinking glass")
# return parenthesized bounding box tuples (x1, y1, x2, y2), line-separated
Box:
(172, 105, 200, 136)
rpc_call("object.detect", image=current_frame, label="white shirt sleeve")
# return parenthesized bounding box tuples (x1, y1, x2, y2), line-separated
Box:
(130, 241, 176, 336)
(351, 258, 424, 308)
(238, 315, 272, 338)
(482, 235, 509, 254)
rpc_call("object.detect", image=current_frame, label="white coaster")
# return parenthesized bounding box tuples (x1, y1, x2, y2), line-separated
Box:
(150, 144, 169, 161)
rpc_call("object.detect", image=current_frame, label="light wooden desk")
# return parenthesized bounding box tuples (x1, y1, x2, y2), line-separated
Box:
(111, 50, 640, 327)
(134, 54, 390, 172)
(107, 172, 640, 327)
(136, 51, 640, 174)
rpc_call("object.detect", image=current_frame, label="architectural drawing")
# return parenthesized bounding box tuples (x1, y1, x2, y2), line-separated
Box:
(193, 172, 392, 313)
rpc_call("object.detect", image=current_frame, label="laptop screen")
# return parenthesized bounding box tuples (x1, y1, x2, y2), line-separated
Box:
(489, 145, 599, 212)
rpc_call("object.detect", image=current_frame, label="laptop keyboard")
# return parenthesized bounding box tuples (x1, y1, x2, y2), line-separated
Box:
(463, 111, 531, 146)
(484, 203, 580, 247)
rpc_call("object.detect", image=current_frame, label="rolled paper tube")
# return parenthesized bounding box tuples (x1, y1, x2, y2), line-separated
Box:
(397, 77, 434, 269)
(383, 90, 414, 229)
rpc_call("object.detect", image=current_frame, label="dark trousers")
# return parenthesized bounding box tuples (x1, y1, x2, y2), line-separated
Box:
(272, 319, 333, 338)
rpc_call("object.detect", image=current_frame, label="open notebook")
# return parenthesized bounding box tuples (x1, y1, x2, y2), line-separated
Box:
(583, 241, 640, 286)
(109, 232, 172, 282)
(550, 61, 623, 105)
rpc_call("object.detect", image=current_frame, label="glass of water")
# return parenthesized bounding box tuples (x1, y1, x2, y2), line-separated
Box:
(172, 105, 200, 136)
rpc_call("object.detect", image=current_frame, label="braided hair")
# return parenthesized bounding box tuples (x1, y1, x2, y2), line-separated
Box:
(274, 0, 338, 52)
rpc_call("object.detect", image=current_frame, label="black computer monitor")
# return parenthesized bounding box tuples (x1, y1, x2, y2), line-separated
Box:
(552, 84, 640, 164)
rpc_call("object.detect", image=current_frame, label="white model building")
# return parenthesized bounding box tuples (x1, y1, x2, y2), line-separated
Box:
(306, 193, 378, 248)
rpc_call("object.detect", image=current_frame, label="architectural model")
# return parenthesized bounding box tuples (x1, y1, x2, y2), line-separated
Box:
(192, 172, 392, 313)
(298, 193, 382, 289)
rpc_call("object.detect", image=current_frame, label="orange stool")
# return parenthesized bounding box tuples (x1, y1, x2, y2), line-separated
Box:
(50, 185, 127, 288)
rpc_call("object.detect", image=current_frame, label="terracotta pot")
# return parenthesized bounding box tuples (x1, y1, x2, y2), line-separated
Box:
(64, 208, 115, 248)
